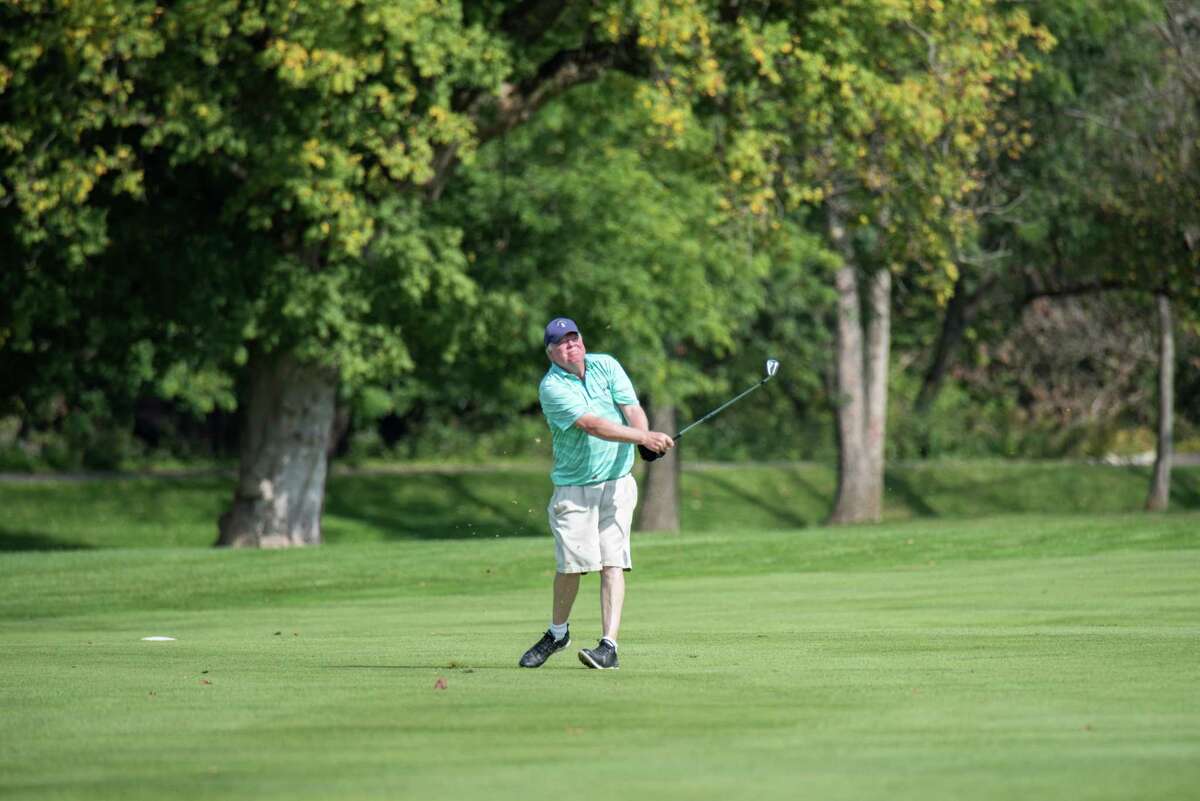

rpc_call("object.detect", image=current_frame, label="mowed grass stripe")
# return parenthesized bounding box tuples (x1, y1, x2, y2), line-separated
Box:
(1, 513, 1197, 622)
(1, 519, 1198, 800)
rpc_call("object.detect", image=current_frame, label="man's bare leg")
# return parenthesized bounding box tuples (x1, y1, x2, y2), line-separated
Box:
(553, 572, 580, 625)
(600, 566, 625, 642)
(519, 572, 580, 668)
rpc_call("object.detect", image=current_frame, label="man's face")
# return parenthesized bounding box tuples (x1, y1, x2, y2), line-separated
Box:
(550, 332, 585, 367)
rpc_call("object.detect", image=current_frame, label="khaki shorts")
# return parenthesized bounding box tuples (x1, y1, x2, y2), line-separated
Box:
(547, 474, 638, 574)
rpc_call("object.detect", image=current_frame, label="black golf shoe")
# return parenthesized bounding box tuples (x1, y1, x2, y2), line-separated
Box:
(518, 628, 570, 668)
(578, 639, 619, 670)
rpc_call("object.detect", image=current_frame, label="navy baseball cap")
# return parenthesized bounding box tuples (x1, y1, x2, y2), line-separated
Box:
(543, 317, 580, 346)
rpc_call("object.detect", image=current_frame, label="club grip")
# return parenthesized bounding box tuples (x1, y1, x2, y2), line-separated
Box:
(638, 444, 662, 462)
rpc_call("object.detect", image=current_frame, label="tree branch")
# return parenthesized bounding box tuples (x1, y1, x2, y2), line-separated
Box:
(903, 20, 940, 76)
(1020, 279, 1144, 307)
(475, 36, 645, 144)
(425, 35, 645, 199)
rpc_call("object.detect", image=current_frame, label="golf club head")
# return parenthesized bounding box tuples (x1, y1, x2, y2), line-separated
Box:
(765, 358, 780, 381)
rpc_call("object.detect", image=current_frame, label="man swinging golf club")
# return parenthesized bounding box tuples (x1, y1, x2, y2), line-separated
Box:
(519, 317, 674, 670)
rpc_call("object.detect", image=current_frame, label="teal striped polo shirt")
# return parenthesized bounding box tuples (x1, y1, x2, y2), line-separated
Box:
(539, 354, 639, 486)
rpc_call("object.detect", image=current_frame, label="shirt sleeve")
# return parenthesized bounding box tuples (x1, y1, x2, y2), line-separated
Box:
(606, 357, 639, 406)
(539, 380, 589, 432)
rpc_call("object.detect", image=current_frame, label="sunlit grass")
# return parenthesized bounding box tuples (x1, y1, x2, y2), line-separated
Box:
(1, 513, 1197, 800)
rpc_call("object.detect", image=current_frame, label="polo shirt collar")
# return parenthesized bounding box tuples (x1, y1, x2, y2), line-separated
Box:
(550, 356, 589, 381)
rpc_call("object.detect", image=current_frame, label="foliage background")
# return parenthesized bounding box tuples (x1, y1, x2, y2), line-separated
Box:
(1, 0, 1196, 472)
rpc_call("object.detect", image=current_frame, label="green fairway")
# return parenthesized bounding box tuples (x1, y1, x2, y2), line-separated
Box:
(2, 513, 1198, 800)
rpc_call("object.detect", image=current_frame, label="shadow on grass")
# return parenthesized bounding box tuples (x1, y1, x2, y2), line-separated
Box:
(1169, 468, 1200, 508)
(880, 463, 1200, 516)
(881, 469, 938, 517)
(886, 463, 1094, 517)
(782, 466, 831, 512)
(323, 473, 544, 541)
(0, 528, 94, 552)
(685, 471, 811, 528)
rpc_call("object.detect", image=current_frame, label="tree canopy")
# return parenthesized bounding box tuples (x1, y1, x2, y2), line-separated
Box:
(1, 0, 1196, 531)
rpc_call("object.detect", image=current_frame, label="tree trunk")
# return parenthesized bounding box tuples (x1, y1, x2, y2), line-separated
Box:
(1145, 293, 1174, 511)
(216, 349, 338, 548)
(914, 272, 970, 416)
(829, 262, 871, 523)
(863, 268, 891, 521)
(827, 200, 874, 523)
(636, 403, 680, 532)
(826, 195, 891, 525)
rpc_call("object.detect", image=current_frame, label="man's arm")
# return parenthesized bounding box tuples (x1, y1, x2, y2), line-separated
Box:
(575, 408, 673, 453)
(621, 403, 649, 433)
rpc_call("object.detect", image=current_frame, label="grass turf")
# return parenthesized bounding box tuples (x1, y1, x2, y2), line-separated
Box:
(1, 513, 1198, 800)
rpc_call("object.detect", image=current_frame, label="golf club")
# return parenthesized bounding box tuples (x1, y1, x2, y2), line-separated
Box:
(639, 358, 780, 462)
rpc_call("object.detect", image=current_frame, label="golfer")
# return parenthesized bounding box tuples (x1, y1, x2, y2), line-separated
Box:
(518, 317, 674, 670)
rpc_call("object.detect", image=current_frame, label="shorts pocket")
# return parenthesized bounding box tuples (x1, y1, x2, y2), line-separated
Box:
(552, 499, 585, 517)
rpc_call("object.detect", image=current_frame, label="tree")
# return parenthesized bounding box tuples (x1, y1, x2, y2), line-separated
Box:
(1074, 0, 1200, 509)
(970, 0, 1197, 503)
(903, 1, 1160, 451)
(1, 0, 720, 545)
(708, 0, 1050, 522)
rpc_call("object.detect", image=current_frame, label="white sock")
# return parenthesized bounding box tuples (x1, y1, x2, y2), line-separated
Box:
(601, 637, 617, 650)
(549, 622, 569, 641)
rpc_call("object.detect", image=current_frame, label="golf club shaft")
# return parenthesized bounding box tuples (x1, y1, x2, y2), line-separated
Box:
(675, 379, 768, 439)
